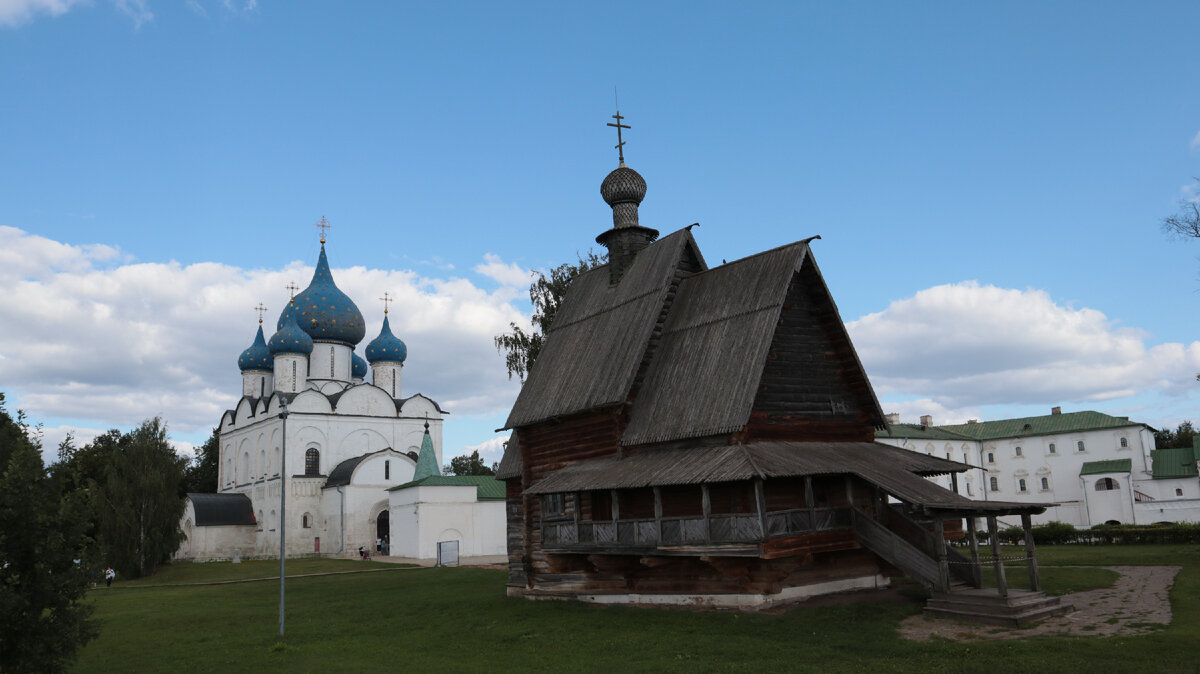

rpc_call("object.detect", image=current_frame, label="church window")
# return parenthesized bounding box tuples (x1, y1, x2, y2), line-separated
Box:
(1177, 488, 1185, 497)
(1095, 477, 1119, 491)
(291, 361, 297, 391)
(987, 452, 995, 464)
(330, 346, 335, 377)
(385, 460, 390, 480)
(302, 513, 312, 529)
(305, 448, 320, 476)
(1015, 446, 1023, 457)
(1048, 443, 1056, 454)
(259, 376, 264, 395)
(1077, 440, 1086, 452)
(1120, 436, 1128, 448)
(1018, 478, 1027, 492)
(1041, 477, 1050, 491)
(989, 476, 999, 491)
(945, 452, 951, 460)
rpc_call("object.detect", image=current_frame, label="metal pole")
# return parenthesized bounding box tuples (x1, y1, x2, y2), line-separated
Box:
(278, 400, 289, 637)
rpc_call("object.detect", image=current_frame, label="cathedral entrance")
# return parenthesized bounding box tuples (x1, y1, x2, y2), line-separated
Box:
(376, 510, 389, 555)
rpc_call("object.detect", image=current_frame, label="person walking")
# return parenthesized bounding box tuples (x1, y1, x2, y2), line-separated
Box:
(104, 567, 116, 588)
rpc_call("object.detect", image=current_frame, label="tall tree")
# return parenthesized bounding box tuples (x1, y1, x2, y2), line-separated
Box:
(444, 450, 497, 476)
(92, 418, 187, 578)
(494, 251, 604, 381)
(1153, 420, 1195, 449)
(0, 393, 96, 673)
(181, 428, 220, 496)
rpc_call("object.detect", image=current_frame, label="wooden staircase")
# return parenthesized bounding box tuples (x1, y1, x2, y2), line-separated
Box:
(925, 587, 1072, 627)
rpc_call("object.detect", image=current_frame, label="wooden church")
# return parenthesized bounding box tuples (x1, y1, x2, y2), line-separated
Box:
(496, 116, 1062, 618)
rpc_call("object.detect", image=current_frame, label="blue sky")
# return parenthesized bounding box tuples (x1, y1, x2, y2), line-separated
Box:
(3, 1, 1200, 463)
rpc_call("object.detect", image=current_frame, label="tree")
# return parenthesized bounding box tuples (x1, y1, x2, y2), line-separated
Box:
(494, 251, 605, 382)
(0, 393, 96, 673)
(1162, 179, 1200, 240)
(444, 450, 497, 476)
(180, 428, 220, 496)
(92, 418, 187, 578)
(1153, 420, 1195, 449)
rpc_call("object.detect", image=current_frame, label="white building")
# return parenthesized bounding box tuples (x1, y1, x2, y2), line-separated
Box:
(876, 408, 1200, 527)
(176, 235, 504, 562)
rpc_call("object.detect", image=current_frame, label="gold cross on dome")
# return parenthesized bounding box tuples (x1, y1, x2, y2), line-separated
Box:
(379, 291, 393, 315)
(314, 216, 332, 243)
(286, 281, 300, 300)
(607, 109, 631, 166)
(254, 303, 268, 324)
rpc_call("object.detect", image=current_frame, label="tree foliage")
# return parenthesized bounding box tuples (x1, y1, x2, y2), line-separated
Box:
(1153, 420, 1195, 449)
(0, 393, 96, 673)
(181, 428, 220, 496)
(444, 450, 496, 476)
(1162, 179, 1200, 241)
(91, 418, 187, 578)
(494, 251, 605, 382)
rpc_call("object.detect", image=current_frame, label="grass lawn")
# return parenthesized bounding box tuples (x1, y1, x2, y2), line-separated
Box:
(74, 545, 1200, 673)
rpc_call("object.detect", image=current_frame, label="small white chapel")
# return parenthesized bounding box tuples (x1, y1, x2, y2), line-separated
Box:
(176, 224, 505, 562)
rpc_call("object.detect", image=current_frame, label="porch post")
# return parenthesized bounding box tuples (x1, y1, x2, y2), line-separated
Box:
(701, 484, 712, 543)
(653, 486, 663, 545)
(804, 476, 815, 530)
(966, 516, 982, 588)
(754, 479, 768, 538)
(987, 516, 1008, 597)
(1021, 513, 1041, 592)
(933, 517, 950, 593)
(573, 491, 581, 544)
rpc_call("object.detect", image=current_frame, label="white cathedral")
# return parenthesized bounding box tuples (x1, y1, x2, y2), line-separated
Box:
(176, 233, 504, 562)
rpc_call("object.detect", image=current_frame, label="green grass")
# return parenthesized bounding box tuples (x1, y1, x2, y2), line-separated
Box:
(73, 545, 1200, 673)
(115, 557, 407, 586)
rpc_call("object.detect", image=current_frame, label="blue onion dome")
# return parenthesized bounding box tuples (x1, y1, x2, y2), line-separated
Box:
(268, 308, 314, 356)
(365, 315, 407, 364)
(238, 325, 273, 372)
(351, 351, 368, 379)
(276, 243, 366, 347)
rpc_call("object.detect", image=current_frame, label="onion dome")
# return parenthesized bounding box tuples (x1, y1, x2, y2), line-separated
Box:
(365, 315, 407, 364)
(351, 351, 368, 379)
(237, 325, 273, 372)
(268, 309, 314, 356)
(277, 242, 366, 346)
(600, 165, 647, 210)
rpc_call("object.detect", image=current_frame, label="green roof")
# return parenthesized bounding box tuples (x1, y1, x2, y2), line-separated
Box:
(1079, 459, 1132, 476)
(387, 475, 506, 500)
(879, 410, 1143, 442)
(412, 427, 441, 480)
(1150, 445, 1200, 480)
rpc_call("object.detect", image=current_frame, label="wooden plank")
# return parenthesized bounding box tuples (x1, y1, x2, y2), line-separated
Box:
(988, 516, 1008, 597)
(1022, 513, 1041, 592)
(754, 479, 767, 538)
(933, 518, 949, 593)
(701, 483, 712, 543)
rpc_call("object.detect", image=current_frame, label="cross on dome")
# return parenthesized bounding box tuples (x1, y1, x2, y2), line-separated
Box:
(254, 303, 268, 325)
(314, 216, 332, 244)
(607, 109, 631, 167)
(379, 291, 393, 315)
(285, 281, 300, 300)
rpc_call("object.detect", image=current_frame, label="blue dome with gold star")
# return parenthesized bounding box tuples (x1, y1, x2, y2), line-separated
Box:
(238, 325, 273, 372)
(277, 242, 366, 347)
(365, 315, 407, 364)
(269, 309, 314, 356)
(351, 351, 368, 379)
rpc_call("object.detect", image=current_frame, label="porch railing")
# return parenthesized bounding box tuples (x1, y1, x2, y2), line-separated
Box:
(541, 507, 851, 547)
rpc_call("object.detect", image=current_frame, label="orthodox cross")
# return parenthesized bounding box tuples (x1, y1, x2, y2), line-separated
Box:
(379, 291, 393, 315)
(608, 110, 630, 166)
(286, 281, 300, 300)
(254, 303, 268, 325)
(314, 216, 331, 244)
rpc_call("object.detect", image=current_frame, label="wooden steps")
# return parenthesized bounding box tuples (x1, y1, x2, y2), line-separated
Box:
(924, 588, 1072, 627)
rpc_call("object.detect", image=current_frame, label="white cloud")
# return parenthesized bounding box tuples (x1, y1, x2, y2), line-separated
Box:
(474, 253, 532, 289)
(0, 0, 87, 27)
(452, 434, 509, 467)
(1191, 130, 1200, 150)
(0, 227, 526, 441)
(848, 281, 1200, 409)
(112, 0, 149, 27)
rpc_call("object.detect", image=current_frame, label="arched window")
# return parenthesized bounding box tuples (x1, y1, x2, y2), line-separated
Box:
(330, 346, 335, 377)
(1018, 478, 1027, 492)
(305, 448, 320, 476)
(302, 513, 312, 529)
(987, 452, 995, 463)
(1041, 477, 1050, 491)
(1095, 477, 1120, 491)
(291, 361, 297, 391)
(989, 476, 999, 491)
(1048, 443, 1056, 454)
(1015, 446, 1023, 457)
(1120, 437, 1128, 448)
(384, 460, 390, 480)
(1077, 440, 1086, 452)
(1177, 488, 1185, 497)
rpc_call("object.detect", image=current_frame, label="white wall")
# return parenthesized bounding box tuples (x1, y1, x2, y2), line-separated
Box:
(389, 485, 506, 560)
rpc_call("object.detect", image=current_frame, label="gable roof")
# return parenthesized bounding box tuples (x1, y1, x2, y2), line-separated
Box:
(495, 435, 520, 480)
(324, 448, 411, 488)
(387, 475, 506, 500)
(1151, 444, 1200, 479)
(187, 493, 256, 526)
(938, 411, 1144, 441)
(504, 229, 705, 429)
(1080, 459, 1132, 476)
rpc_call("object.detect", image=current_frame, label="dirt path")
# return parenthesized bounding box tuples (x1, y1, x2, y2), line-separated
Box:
(898, 565, 1181, 641)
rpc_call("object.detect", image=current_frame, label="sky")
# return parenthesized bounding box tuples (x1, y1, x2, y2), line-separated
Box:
(3, 1, 1200, 467)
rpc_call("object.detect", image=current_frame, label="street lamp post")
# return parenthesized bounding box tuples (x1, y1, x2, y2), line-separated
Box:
(278, 399, 289, 637)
